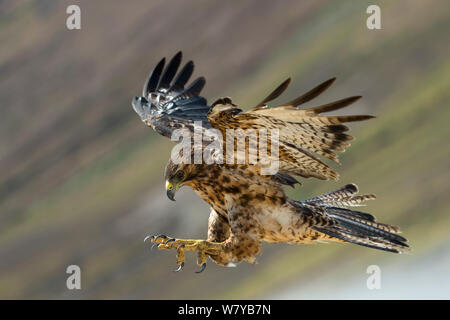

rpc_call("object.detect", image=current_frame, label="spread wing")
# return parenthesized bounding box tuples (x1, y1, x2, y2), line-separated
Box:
(132, 51, 211, 138)
(133, 53, 373, 181)
(207, 78, 374, 180)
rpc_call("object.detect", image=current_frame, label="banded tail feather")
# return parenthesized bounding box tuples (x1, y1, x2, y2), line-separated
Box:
(301, 184, 409, 253)
(303, 183, 376, 208)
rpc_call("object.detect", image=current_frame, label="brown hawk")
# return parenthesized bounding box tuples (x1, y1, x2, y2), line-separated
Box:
(132, 52, 408, 273)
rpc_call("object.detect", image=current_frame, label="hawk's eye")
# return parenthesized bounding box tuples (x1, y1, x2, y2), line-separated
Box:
(175, 170, 184, 180)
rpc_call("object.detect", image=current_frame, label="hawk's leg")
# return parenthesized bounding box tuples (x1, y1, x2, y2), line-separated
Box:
(218, 203, 262, 265)
(207, 209, 232, 266)
(207, 209, 261, 266)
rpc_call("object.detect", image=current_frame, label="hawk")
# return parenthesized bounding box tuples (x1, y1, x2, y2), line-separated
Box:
(132, 52, 408, 273)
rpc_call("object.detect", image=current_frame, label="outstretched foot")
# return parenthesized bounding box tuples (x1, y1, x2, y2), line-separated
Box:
(144, 234, 222, 273)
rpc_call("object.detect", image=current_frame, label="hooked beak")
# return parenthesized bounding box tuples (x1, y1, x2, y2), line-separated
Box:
(166, 181, 177, 201)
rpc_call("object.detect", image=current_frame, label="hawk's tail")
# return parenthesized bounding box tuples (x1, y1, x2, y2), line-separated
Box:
(300, 184, 409, 253)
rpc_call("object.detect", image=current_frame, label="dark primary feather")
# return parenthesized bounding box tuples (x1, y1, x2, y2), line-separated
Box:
(173, 77, 206, 102)
(307, 96, 362, 114)
(142, 57, 165, 96)
(254, 78, 291, 109)
(157, 51, 182, 90)
(169, 61, 194, 93)
(285, 77, 336, 108)
(132, 51, 211, 138)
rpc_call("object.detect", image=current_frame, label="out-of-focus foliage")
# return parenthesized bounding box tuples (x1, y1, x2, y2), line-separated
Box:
(0, 0, 449, 299)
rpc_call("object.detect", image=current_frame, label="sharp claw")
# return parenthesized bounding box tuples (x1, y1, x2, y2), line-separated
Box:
(143, 235, 154, 243)
(173, 262, 184, 273)
(151, 243, 159, 250)
(195, 263, 207, 274)
(164, 238, 176, 247)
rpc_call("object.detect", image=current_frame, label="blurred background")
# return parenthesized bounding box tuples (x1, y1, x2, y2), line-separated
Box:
(0, 0, 449, 299)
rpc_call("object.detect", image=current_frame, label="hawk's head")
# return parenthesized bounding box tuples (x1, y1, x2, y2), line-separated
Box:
(164, 160, 203, 201)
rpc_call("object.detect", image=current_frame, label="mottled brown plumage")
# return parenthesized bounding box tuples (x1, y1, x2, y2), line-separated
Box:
(133, 52, 408, 272)
(163, 159, 407, 266)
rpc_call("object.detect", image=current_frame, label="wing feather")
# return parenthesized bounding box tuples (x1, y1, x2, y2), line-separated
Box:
(142, 57, 165, 96)
(283, 77, 336, 108)
(168, 61, 194, 93)
(253, 78, 291, 110)
(157, 51, 182, 90)
(208, 78, 373, 180)
(133, 52, 211, 138)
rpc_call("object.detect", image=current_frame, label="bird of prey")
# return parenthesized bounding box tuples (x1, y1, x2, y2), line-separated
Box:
(132, 52, 408, 273)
